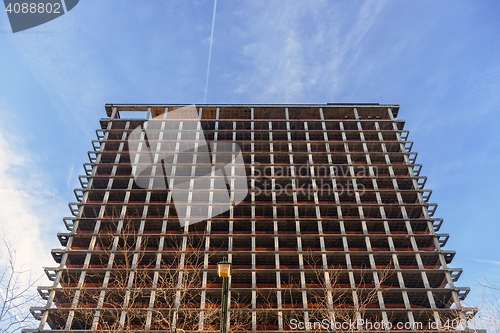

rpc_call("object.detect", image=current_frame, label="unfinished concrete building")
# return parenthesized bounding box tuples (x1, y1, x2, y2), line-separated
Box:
(27, 104, 474, 332)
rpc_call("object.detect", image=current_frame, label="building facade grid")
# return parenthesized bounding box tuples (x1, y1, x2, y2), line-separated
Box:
(28, 104, 473, 332)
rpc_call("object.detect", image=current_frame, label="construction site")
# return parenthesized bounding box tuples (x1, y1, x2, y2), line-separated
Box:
(26, 104, 474, 332)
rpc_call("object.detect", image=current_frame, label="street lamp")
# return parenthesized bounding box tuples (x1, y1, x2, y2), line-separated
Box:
(218, 257, 231, 333)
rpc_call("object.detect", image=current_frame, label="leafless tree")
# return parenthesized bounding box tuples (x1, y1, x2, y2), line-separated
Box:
(0, 233, 42, 333)
(276, 254, 393, 333)
(51, 220, 225, 332)
(463, 278, 500, 333)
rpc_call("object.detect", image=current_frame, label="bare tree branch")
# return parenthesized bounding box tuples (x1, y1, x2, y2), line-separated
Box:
(0, 233, 42, 333)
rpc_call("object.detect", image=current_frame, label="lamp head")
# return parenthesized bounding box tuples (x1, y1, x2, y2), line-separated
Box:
(218, 258, 231, 278)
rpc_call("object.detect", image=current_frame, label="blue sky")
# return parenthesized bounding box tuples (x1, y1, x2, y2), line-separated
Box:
(1, 0, 499, 321)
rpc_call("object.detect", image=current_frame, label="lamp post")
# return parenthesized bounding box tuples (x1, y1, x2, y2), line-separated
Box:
(217, 257, 231, 333)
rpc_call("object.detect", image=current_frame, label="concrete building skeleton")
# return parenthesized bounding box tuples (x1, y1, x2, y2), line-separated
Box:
(27, 104, 474, 332)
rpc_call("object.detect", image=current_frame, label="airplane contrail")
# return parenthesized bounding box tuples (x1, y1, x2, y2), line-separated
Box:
(204, 0, 217, 104)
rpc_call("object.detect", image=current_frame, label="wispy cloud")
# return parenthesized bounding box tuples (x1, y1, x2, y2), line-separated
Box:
(66, 160, 76, 190)
(227, 0, 387, 103)
(464, 257, 500, 266)
(6, 10, 118, 137)
(0, 114, 62, 283)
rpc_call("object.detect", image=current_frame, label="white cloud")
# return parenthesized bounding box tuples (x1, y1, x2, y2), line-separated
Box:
(0, 116, 62, 285)
(0, 119, 62, 328)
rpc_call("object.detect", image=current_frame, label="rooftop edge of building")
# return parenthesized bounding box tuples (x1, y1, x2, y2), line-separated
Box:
(104, 103, 400, 119)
